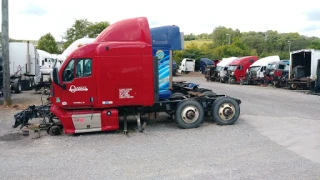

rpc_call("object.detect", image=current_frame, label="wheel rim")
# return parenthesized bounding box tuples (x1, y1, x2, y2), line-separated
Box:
(291, 84, 296, 89)
(19, 83, 22, 91)
(181, 105, 199, 123)
(218, 103, 236, 121)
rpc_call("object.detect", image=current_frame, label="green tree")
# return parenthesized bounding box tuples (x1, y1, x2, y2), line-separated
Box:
(63, 19, 110, 50)
(87, 21, 110, 38)
(184, 33, 196, 41)
(212, 26, 241, 46)
(310, 39, 320, 49)
(37, 33, 60, 54)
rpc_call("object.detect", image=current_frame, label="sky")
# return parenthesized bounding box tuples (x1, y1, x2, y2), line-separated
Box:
(1, 0, 320, 41)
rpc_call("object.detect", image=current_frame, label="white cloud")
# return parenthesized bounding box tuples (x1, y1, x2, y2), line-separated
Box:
(1, 0, 320, 41)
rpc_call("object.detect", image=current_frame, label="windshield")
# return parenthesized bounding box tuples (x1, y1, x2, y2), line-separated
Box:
(216, 66, 223, 71)
(249, 66, 261, 72)
(278, 64, 286, 70)
(227, 65, 238, 71)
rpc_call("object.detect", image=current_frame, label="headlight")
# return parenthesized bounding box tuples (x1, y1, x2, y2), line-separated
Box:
(231, 72, 234, 75)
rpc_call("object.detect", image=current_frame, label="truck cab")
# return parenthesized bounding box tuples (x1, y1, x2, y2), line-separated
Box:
(13, 17, 242, 135)
(227, 56, 258, 84)
(244, 55, 280, 85)
(37, 49, 55, 75)
(266, 60, 289, 78)
(200, 58, 214, 74)
(216, 57, 238, 83)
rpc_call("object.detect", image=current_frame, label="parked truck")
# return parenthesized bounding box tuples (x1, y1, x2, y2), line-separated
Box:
(37, 49, 55, 75)
(265, 60, 290, 88)
(13, 17, 241, 136)
(215, 57, 238, 82)
(240, 55, 280, 85)
(200, 58, 214, 74)
(227, 56, 258, 84)
(0, 42, 43, 95)
(287, 49, 320, 90)
(34, 49, 57, 91)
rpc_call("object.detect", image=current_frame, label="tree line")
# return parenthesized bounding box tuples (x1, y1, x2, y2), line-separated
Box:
(173, 26, 320, 65)
(5, 20, 319, 64)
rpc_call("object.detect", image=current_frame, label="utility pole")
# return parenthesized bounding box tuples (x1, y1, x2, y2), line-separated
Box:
(226, 34, 231, 45)
(288, 41, 291, 53)
(2, 0, 12, 106)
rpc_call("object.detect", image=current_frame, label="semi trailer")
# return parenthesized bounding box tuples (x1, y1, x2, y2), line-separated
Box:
(12, 17, 241, 136)
(1, 41, 43, 95)
(287, 49, 320, 90)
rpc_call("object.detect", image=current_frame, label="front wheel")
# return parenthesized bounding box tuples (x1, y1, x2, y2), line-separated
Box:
(175, 99, 204, 129)
(229, 77, 236, 84)
(211, 97, 240, 125)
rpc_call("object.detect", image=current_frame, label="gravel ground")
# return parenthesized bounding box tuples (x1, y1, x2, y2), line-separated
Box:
(0, 76, 320, 180)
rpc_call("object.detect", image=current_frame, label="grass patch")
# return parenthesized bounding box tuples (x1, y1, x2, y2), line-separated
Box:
(184, 39, 212, 48)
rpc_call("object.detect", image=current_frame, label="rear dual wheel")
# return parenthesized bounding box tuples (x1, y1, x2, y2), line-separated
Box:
(175, 99, 204, 129)
(211, 97, 240, 125)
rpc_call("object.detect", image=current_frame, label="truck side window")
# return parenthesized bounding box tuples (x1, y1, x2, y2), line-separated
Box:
(76, 59, 92, 78)
(62, 59, 75, 82)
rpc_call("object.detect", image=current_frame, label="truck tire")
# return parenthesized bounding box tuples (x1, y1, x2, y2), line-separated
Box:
(29, 79, 32, 90)
(13, 79, 22, 93)
(211, 97, 240, 125)
(229, 77, 236, 84)
(175, 99, 204, 129)
(289, 83, 297, 90)
(30, 77, 35, 89)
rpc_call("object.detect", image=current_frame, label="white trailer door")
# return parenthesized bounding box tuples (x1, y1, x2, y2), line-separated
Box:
(185, 60, 194, 72)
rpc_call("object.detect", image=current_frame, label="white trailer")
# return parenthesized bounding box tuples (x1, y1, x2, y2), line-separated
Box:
(7, 41, 41, 92)
(179, 58, 195, 73)
(288, 49, 320, 90)
(56, 37, 96, 67)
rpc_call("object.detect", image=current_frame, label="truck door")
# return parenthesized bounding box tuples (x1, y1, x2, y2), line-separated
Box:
(185, 59, 194, 71)
(60, 58, 96, 108)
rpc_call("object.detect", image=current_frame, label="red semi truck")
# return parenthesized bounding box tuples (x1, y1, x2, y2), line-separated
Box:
(226, 56, 258, 84)
(13, 17, 241, 136)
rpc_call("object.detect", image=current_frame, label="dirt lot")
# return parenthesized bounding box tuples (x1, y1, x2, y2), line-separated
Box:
(0, 74, 320, 179)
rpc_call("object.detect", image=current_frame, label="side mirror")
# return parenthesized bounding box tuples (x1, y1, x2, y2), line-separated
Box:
(52, 67, 66, 90)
